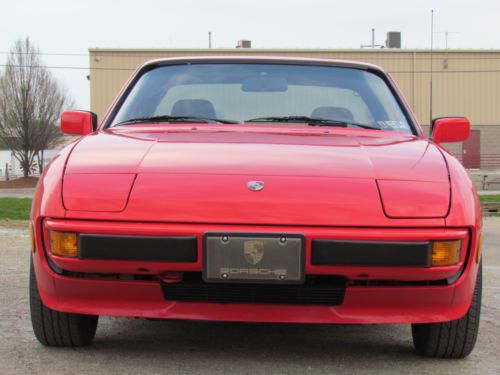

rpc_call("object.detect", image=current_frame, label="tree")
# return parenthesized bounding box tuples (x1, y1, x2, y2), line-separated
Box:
(0, 37, 71, 178)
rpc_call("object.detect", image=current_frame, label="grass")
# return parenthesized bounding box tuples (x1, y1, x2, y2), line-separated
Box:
(479, 195, 500, 203)
(0, 198, 32, 220)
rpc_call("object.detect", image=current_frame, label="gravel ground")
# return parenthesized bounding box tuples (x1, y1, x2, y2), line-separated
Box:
(0, 188, 36, 198)
(0, 219, 499, 375)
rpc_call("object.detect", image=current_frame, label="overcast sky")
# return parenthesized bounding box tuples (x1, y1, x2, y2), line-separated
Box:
(2, 0, 500, 110)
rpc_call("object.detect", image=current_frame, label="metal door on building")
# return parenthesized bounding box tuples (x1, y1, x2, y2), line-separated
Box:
(462, 130, 481, 169)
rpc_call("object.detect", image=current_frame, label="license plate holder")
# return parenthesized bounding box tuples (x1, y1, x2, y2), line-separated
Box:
(203, 233, 305, 284)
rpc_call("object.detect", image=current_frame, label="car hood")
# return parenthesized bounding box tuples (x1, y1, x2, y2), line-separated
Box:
(62, 125, 450, 225)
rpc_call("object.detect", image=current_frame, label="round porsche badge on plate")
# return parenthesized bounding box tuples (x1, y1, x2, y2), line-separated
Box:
(243, 240, 265, 265)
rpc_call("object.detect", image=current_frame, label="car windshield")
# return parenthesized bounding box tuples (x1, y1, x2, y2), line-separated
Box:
(109, 63, 413, 134)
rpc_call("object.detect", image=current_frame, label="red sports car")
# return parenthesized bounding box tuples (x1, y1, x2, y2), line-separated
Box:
(29, 57, 482, 358)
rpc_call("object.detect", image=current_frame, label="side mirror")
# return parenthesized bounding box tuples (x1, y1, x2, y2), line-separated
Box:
(431, 117, 470, 144)
(61, 111, 97, 135)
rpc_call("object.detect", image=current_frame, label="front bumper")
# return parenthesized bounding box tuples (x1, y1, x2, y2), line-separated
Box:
(32, 219, 480, 324)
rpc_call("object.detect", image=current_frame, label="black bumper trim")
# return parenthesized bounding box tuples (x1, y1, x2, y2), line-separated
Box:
(311, 240, 431, 267)
(78, 234, 197, 262)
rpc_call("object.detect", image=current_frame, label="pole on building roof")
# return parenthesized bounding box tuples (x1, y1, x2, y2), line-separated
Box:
(360, 28, 384, 48)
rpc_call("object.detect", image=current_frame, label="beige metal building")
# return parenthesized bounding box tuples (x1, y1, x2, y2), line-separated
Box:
(89, 48, 500, 169)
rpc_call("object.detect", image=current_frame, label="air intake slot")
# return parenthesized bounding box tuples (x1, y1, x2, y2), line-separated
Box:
(161, 274, 345, 306)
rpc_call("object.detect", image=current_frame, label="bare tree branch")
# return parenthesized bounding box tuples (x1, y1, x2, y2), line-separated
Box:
(0, 37, 72, 177)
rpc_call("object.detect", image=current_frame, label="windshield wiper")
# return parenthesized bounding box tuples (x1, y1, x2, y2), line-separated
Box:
(245, 116, 381, 130)
(114, 115, 239, 126)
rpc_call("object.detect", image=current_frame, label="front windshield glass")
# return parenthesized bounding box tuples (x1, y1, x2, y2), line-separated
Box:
(110, 63, 413, 133)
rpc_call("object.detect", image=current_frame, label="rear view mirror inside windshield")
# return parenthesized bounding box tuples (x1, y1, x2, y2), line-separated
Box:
(241, 75, 288, 92)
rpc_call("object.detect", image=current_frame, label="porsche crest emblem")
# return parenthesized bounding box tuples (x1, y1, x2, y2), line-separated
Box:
(247, 181, 264, 192)
(243, 240, 264, 265)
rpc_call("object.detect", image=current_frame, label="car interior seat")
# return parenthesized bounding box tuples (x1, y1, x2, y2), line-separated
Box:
(311, 106, 355, 122)
(171, 99, 217, 119)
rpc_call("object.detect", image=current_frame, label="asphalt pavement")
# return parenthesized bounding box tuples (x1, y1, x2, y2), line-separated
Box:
(0, 219, 499, 375)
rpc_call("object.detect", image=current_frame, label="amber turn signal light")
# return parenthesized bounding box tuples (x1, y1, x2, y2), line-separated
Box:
(476, 233, 483, 264)
(431, 240, 461, 266)
(50, 231, 79, 257)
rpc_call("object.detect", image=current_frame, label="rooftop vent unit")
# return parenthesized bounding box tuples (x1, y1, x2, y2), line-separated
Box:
(236, 40, 252, 48)
(386, 32, 401, 48)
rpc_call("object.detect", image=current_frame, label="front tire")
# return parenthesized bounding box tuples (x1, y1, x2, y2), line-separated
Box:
(411, 263, 482, 358)
(29, 258, 98, 346)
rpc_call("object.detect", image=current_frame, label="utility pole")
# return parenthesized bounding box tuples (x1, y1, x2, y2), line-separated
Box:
(208, 32, 212, 48)
(430, 9, 434, 126)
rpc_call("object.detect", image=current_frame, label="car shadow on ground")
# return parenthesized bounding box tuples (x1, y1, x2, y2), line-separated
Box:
(22, 312, 489, 375)
(82, 318, 419, 360)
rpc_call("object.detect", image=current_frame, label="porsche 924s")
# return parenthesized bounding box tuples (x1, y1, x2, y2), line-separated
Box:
(29, 57, 482, 358)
